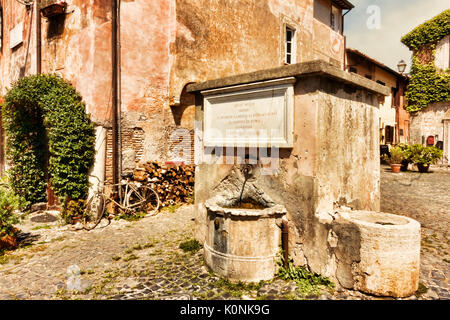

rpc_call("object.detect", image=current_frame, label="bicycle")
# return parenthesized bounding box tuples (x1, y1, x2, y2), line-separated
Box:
(82, 172, 160, 231)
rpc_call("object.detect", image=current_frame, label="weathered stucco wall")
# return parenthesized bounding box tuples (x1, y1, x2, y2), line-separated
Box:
(410, 102, 450, 163)
(0, 0, 349, 181)
(410, 102, 449, 145)
(0, 1, 35, 91)
(170, 0, 345, 103)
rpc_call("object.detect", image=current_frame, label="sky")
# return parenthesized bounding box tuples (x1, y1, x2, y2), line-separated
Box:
(344, 0, 449, 73)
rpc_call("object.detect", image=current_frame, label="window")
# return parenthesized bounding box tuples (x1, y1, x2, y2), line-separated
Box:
(435, 35, 450, 70)
(349, 66, 357, 73)
(365, 74, 373, 80)
(376, 80, 386, 86)
(285, 26, 296, 64)
(385, 126, 394, 145)
(331, 5, 341, 33)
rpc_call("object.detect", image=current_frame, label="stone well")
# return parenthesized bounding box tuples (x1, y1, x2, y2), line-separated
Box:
(204, 198, 286, 282)
(334, 210, 421, 297)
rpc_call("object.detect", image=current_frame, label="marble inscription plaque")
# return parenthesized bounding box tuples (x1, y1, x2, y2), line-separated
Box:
(202, 78, 295, 147)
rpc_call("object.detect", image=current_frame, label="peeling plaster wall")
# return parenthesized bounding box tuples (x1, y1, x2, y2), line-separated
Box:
(410, 102, 450, 163)
(0, 1, 36, 91)
(0, 0, 347, 177)
(170, 0, 345, 102)
(40, 0, 113, 124)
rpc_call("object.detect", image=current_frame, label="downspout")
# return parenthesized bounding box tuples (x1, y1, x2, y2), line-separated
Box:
(117, 0, 122, 180)
(35, 0, 41, 74)
(281, 218, 289, 268)
(111, 0, 119, 186)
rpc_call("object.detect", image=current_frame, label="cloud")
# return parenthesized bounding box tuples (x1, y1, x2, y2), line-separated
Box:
(344, 0, 450, 72)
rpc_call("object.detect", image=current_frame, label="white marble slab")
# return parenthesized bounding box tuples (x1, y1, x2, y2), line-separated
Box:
(201, 77, 295, 148)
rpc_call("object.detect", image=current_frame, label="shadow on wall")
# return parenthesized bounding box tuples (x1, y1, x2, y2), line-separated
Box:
(170, 85, 196, 126)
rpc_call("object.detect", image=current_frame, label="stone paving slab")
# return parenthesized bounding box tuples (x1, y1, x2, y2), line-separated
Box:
(0, 167, 448, 300)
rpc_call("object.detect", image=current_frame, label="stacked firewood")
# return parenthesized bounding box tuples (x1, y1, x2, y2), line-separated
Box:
(133, 161, 195, 207)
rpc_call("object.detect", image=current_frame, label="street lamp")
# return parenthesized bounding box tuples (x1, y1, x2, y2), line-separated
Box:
(397, 60, 407, 74)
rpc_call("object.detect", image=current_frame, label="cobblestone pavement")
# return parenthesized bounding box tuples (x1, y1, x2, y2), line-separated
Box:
(0, 166, 448, 300)
(380, 165, 450, 300)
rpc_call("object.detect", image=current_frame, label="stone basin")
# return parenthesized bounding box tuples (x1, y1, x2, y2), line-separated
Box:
(204, 198, 286, 283)
(336, 210, 421, 297)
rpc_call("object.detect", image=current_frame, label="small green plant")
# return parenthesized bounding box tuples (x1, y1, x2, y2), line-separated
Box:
(61, 199, 86, 224)
(277, 255, 334, 297)
(384, 146, 406, 164)
(123, 254, 138, 262)
(161, 203, 182, 213)
(415, 282, 428, 297)
(31, 224, 53, 230)
(114, 212, 146, 222)
(0, 183, 27, 237)
(213, 278, 265, 298)
(179, 239, 202, 253)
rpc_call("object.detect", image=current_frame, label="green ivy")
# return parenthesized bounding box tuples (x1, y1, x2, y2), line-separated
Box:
(401, 9, 450, 51)
(405, 56, 450, 113)
(2, 74, 95, 206)
(401, 9, 450, 113)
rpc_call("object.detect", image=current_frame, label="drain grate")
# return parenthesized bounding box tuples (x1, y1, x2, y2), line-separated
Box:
(30, 213, 58, 223)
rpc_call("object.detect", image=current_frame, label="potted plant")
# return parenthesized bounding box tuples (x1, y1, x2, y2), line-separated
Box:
(397, 143, 412, 171)
(0, 184, 24, 250)
(62, 199, 86, 225)
(409, 144, 443, 173)
(383, 146, 406, 173)
(40, 0, 67, 18)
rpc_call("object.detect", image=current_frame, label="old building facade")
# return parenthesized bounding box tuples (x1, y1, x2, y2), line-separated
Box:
(346, 48, 410, 146)
(402, 10, 450, 164)
(0, 0, 354, 181)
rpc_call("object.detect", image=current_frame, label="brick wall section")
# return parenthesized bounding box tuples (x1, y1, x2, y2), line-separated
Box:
(105, 126, 146, 183)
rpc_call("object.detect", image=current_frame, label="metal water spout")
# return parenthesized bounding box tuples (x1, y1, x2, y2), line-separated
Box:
(238, 164, 253, 206)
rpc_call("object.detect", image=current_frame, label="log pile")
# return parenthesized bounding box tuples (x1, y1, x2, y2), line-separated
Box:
(133, 161, 195, 207)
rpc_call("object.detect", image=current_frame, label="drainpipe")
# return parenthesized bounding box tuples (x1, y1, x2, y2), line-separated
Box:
(111, 0, 119, 186)
(35, 0, 41, 74)
(281, 218, 289, 268)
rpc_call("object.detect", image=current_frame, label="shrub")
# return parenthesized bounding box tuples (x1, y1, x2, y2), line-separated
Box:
(409, 144, 443, 166)
(61, 199, 86, 224)
(385, 146, 406, 164)
(0, 182, 26, 237)
(2, 74, 95, 210)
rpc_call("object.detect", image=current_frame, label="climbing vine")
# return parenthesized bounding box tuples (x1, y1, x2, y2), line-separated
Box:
(405, 56, 450, 113)
(401, 9, 450, 51)
(2, 74, 95, 206)
(401, 9, 450, 113)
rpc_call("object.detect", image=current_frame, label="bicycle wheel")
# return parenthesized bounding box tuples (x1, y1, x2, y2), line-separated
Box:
(82, 192, 106, 230)
(126, 186, 160, 216)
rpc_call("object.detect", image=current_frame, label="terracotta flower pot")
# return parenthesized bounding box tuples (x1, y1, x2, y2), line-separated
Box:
(71, 215, 82, 224)
(390, 164, 402, 173)
(0, 234, 18, 250)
